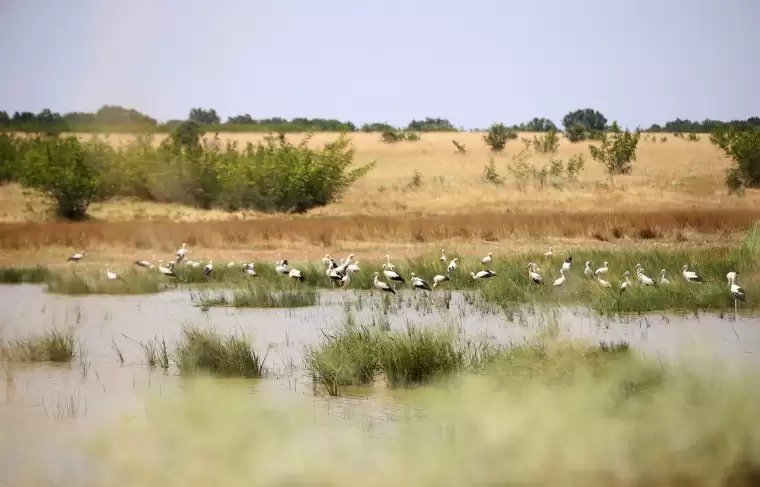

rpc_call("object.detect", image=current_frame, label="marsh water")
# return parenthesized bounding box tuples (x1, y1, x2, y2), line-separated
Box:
(2, 284, 760, 486)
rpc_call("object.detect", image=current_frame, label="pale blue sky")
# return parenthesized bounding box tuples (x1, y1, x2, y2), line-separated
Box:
(1, 0, 758, 128)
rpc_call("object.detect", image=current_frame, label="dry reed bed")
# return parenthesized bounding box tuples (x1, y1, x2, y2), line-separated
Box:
(0, 208, 757, 252)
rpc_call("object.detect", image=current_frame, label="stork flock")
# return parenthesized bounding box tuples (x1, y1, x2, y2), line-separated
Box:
(65, 243, 747, 310)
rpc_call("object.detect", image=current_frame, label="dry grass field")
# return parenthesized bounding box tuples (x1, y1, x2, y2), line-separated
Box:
(1, 131, 758, 265)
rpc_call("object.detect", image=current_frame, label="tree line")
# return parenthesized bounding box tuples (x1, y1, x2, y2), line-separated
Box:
(1, 106, 758, 134)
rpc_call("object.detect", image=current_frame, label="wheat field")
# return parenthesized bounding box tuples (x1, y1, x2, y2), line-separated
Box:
(0, 131, 757, 264)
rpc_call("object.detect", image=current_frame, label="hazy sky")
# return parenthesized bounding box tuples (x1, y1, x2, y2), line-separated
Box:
(1, 0, 758, 128)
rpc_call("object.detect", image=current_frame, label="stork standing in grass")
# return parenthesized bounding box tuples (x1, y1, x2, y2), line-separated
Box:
(373, 272, 396, 295)
(176, 243, 188, 263)
(681, 265, 702, 283)
(341, 268, 353, 289)
(471, 269, 496, 280)
(727, 271, 737, 283)
(67, 251, 86, 262)
(440, 249, 447, 264)
(635, 265, 656, 286)
(275, 260, 290, 275)
(728, 273, 745, 315)
(411, 273, 432, 291)
(158, 261, 176, 277)
(553, 268, 566, 287)
(321, 254, 331, 267)
(527, 263, 544, 284)
(562, 256, 572, 272)
(243, 263, 256, 276)
(105, 264, 125, 282)
(481, 253, 493, 266)
(289, 268, 305, 282)
(384, 255, 396, 271)
(347, 261, 360, 273)
(433, 274, 450, 288)
(134, 255, 156, 269)
(597, 276, 612, 288)
(447, 258, 458, 275)
(584, 261, 593, 279)
(326, 262, 343, 287)
(620, 271, 632, 293)
(544, 247, 553, 259)
(203, 261, 213, 280)
(382, 263, 405, 288)
(659, 269, 671, 285)
(595, 262, 609, 277)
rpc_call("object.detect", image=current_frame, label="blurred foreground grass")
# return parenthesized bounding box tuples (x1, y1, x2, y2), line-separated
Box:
(88, 340, 760, 487)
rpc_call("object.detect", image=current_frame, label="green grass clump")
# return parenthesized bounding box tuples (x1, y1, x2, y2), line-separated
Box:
(192, 282, 317, 308)
(0, 326, 76, 362)
(0, 266, 50, 284)
(46, 270, 165, 295)
(173, 325, 266, 378)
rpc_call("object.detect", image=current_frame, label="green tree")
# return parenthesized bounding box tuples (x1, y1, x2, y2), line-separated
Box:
(589, 129, 641, 176)
(188, 107, 221, 125)
(710, 127, 760, 193)
(21, 136, 106, 219)
(562, 109, 608, 132)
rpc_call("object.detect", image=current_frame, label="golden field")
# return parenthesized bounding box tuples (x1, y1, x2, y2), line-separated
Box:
(0, 131, 758, 265)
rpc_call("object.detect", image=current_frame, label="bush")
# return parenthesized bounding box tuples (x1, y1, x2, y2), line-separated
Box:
(20, 135, 107, 219)
(711, 128, 760, 193)
(532, 128, 560, 154)
(483, 123, 517, 152)
(589, 129, 641, 176)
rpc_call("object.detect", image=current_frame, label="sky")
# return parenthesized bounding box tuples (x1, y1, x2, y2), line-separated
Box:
(0, 0, 758, 129)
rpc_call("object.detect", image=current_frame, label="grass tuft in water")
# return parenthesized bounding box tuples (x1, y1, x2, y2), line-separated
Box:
(47, 270, 164, 295)
(174, 325, 266, 378)
(192, 282, 317, 308)
(0, 266, 50, 284)
(0, 326, 76, 362)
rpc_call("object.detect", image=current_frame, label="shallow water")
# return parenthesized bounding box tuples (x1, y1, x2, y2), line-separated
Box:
(1, 284, 760, 485)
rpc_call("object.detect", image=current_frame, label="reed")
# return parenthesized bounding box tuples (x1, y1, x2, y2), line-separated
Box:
(0, 265, 50, 284)
(173, 325, 266, 378)
(0, 326, 76, 362)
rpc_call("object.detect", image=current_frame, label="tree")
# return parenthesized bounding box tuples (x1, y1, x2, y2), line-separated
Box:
(21, 136, 106, 219)
(188, 107, 221, 125)
(561, 109, 607, 132)
(483, 123, 517, 152)
(710, 127, 760, 193)
(522, 117, 558, 132)
(589, 129, 641, 177)
(406, 117, 456, 132)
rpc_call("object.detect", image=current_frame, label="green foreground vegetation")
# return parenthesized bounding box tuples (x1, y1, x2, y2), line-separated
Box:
(0, 326, 76, 362)
(90, 336, 760, 487)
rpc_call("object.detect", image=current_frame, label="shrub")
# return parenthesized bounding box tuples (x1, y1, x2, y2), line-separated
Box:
(565, 154, 586, 181)
(711, 128, 760, 193)
(566, 122, 587, 142)
(589, 129, 641, 176)
(20, 135, 107, 219)
(532, 128, 560, 154)
(482, 158, 503, 185)
(483, 123, 517, 152)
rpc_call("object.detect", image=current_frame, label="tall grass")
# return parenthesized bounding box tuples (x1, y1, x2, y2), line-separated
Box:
(46, 269, 165, 295)
(0, 266, 50, 284)
(191, 282, 317, 308)
(173, 325, 266, 378)
(0, 326, 76, 362)
(90, 341, 760, 487)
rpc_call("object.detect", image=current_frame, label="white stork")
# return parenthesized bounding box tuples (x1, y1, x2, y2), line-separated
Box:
(440, 248, 447, 264)
(243, 263, 256, 276)
(176, 243, 188, 263)
(321, 254, 331, 267)
(659, 269, 671, 285)
(373, 272, 396, 295)
(341, 268, 353, 289)
(411, 273, 432, 291)
(134, 255, 155, 269)
(727, 271, 737, 283)
(620, 271, 632, 293)
(347, 261, 361, 273)
(595, 262, 609, 277)
(288, 268, 305, 282)
(481, 253, 493, 265)
(432, 274, 450, 288)
(471, 269, 496, 280)
(326, 262, 343, 287)
(384, 255, 396, 271)
(597, 276, 612, 288)
(382, 263, 405, 287)
(544, 246, 553, 258)
(157, 261, 176, 277)
(447, 257, 458, 275)
(553, 268, 566, 287)
(584, 261, 593, 278)
(105, 264, 125, 282)
(635, 265, 656, 286)
(275, 260, 290, 275)
(527, 263, 544, 285)
(562, 256, 572, 272)
(728, 273, 746, 314)
(203, 261, 213, 279)
(67, 251, 86, 262)
(681, 265, 702, 283)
